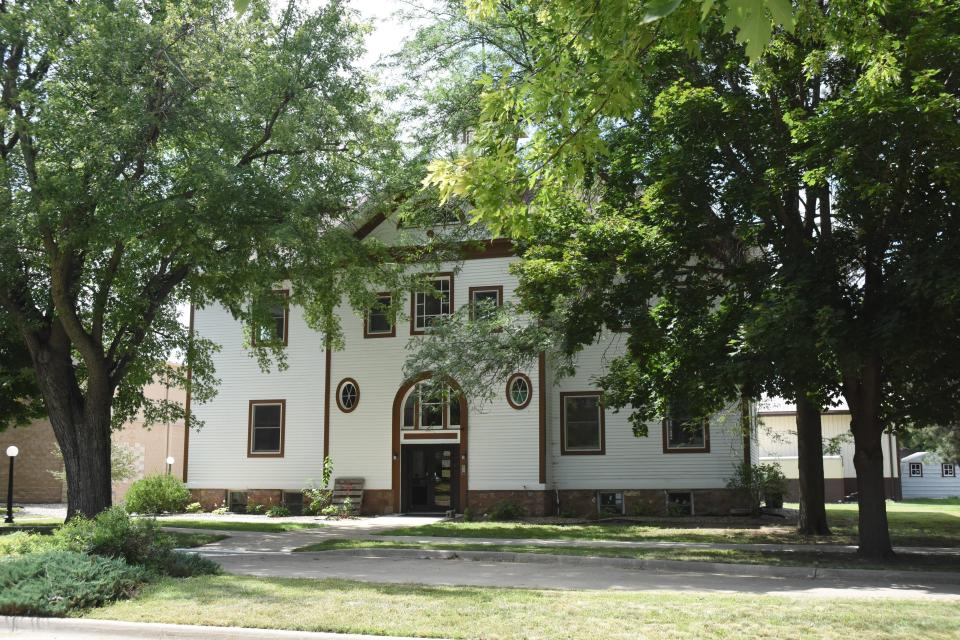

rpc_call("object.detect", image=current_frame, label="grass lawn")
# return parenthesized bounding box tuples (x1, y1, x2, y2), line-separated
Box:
(382, 501, 960, 548)
(85, 575, 960, 639)
(167, 531, 228, 548)
(157, 519, 322, 533)
(294, 538, 960, 573)
(0, 517, 63, 528)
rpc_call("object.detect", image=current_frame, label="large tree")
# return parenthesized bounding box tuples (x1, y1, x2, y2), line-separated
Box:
(424, 0, 960, 558)
(0, 0, 398, 518)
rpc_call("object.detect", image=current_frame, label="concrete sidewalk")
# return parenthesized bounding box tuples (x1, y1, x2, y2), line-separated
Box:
(1, 616, 431, 640)
(194, 548, 960, 600)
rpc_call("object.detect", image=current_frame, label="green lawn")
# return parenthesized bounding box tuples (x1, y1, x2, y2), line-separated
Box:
(167, 531, 228, 548)
(382, 501, 960, 548)
(294, 538, 960, 573)
(0, 517, 63, 528)
(85, 575, 960, 639)
(157, 519, 322, 533)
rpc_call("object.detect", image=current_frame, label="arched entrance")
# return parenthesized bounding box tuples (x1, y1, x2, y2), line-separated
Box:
(391, 372, 468, 513)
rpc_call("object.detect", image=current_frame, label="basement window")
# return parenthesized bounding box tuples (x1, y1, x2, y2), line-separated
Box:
(228, 491, 247, 514)
(598, 491, 624, 516)
(666, 491, 693, 516)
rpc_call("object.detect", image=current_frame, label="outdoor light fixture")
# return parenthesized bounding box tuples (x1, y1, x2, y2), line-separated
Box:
(5, 445, 18, 524)
(166, 456, 175, 475)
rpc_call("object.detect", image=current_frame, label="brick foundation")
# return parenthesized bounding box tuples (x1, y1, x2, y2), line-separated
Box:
(190, 489, 227, 511)
(246, 489, 283, 508)
(362, 490, 393, 515)
(556, 488, 751, 518)
(467, 490, 553, 517)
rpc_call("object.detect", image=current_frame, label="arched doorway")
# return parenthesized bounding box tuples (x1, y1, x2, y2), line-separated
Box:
(391, 372, 468, 513)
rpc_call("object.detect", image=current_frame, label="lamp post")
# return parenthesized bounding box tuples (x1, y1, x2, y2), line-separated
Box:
(166, 456, 175, 476)
(5, 445, 18, 524)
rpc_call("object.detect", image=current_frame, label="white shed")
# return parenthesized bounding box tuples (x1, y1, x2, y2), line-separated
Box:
(900, 452, 960, 499)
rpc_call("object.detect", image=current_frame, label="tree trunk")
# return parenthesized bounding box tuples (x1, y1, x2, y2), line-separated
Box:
(795, 395, 830, 535)
(30, 340, 113, 520)
(851, 427, 894, 558)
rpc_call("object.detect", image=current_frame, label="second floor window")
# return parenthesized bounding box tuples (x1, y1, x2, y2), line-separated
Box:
(364, 293, 395, 338)
(469, 286, 502, 320)
(402, 381, 461, 430)
(411, 274, 452, 334)
(253, 290, 288, 346)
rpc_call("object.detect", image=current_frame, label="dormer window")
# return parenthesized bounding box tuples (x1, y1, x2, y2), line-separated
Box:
(411, 274, 452, 334)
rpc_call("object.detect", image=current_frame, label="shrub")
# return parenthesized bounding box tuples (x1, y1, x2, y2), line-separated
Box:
(211, 506, 229, 515)
(302, 458, 334, 515)
(487, 501, 525, 521)
(266, 505, 291, 518)
(462, 507, 476, 522)
(55, 507, 174, 569)
(185, 502, 203, 514)
(124, 474, 191, 514)
(160, 551, 222, 578)
(246, 502, 265, 515)
(0, 551, 145, 616)
(0, 531, 63, 556)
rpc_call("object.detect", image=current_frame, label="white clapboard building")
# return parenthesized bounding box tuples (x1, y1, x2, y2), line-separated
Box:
(183, 214, 758, 517)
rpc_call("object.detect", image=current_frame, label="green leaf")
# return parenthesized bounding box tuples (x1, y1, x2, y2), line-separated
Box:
(642, 0, 684, 24)
(233, 0, 250, 14)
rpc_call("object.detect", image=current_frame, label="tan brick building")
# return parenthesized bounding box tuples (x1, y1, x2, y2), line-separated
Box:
(0, 370, 185, 505)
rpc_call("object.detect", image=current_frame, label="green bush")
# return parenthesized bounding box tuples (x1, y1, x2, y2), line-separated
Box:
(0, 551, 145, 616)
(55, 507, 174, 569)
(487, 501, 525, 521)
(124, 474, 191, 514)
(302, 457, 335, 515)
(160, 551, 222, 578)
(0, 531, 63, 556)
(266, 505, 291, 518)
(246, 502, 266, 515)
(185, 502, 203, 513)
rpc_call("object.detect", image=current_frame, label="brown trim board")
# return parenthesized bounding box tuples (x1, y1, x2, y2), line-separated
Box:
(538, 353, 546, 483)
(182, 304, 194, 483)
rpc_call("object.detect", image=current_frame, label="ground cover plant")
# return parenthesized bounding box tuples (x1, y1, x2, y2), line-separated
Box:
(0, 508, 220, 616)
(381, 501, 960, 548)
(85, 575, 960, 640)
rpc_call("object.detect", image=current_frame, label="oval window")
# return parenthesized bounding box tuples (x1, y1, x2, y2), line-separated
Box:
(506, 373, 532, 410)
(336, 378, 359, 413)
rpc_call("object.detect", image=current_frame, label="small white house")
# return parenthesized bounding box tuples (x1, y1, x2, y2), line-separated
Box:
(900, 452, 960, 499)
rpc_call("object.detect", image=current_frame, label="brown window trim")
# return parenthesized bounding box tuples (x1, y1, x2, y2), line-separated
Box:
(909, 462, 923, 477)
(506, 372, 532, 410)
(401, 382, 461, 431)
(560, 391, 605, 455)
(662, 417, 711, 454)
(410, 272, 454, 336)
(251, 289, 289, 347)
(468, 285, 504, 320)
(247, 399, 286, 458)
(336, 378, 360, 413)
(363, 292, 396, 338)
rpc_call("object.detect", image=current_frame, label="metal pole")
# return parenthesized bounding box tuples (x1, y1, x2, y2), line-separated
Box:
(4, 456, 13, 524)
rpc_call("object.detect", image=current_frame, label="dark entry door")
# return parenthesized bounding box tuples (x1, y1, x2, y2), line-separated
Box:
(402, 445, 459, 513)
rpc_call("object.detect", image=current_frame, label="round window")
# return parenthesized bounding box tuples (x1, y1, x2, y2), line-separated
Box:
(506, 373, 532, 410)
(336, 378, 359, 413)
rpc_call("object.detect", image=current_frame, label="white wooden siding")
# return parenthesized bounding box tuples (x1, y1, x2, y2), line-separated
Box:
(548, 332, 747, 490)
(188, 301, 327, 490)
(901, 459, 960, 499)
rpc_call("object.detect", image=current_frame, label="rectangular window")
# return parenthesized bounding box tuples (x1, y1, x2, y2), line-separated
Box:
(598, 491, 624, 516)
(909, 462, 923, 477)
(560, 392, 605, 454)
(469, 286, 503, 320)
(662, 415, 710, 453)
(942, 463, 955, 478)
(364, 293, 395, 338)
(411, 274, 452, 334)
(667, 491, 694, 516)
(253, 290, 289, 346)
(248, 400, 285, 457)
(228, 491, 247, 514)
